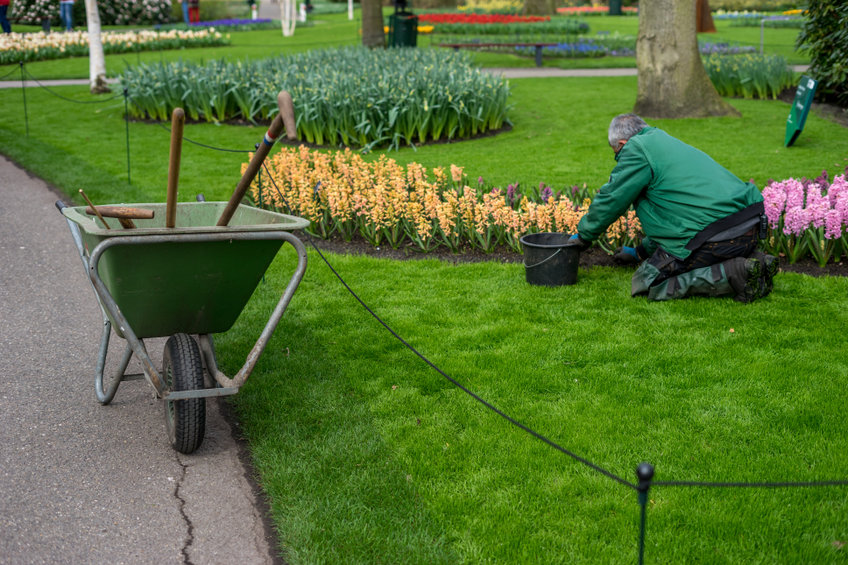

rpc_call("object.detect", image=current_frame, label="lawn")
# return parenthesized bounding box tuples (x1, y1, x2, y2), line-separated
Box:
(2, 10, 847, 564)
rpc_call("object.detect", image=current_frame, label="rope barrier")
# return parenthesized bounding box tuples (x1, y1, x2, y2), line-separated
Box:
(260, 162, 638, 490)
(150, 120, 252, 153)
(22, 67, 122, 103)
(0, 65, 19, 80)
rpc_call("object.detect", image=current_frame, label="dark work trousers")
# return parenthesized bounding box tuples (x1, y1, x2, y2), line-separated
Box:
(647, 230, 759, 287)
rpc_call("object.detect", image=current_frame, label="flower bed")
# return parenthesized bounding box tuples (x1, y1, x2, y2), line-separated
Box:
(121, 48, 511, 150)
(762, 170, 848, 266)
(252, 148, 848, 266)
(422, 17, 589, 36)
(249, 146, 640, 254)
(418, 13, 550, 24)
(0, 29, 228, 64)
(704, 53, 796, 99)
(557, 6, 638, 15)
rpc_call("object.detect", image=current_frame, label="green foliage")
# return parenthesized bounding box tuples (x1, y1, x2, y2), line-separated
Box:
(120, 47, 512, 150)
(10, 0, 172, 25)
(797, 0, 848, 107)
(703, 53, 796, 99)
(727, 15, 804, 28)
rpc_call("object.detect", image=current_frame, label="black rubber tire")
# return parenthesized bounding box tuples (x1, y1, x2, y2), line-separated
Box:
(162, 333, 206, 454)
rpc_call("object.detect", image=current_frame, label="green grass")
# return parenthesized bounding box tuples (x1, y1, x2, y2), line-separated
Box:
(215, 248, 848, 563)
(2, 12, 847, 564)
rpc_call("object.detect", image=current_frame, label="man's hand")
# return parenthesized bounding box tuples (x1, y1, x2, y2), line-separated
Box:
(565, 233, 591, 252)
(613, 246, 640, 265)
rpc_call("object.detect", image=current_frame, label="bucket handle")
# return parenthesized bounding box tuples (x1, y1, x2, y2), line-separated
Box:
(524, 248, 561, 269)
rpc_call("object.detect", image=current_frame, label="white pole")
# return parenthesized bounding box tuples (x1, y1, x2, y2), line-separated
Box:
(348, 0, 353, 21)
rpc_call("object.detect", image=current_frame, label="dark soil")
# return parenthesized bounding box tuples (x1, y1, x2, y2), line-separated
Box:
(304, 234, 848, 278)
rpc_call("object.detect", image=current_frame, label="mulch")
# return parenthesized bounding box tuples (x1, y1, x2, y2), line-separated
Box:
(304, 234, 848, 278)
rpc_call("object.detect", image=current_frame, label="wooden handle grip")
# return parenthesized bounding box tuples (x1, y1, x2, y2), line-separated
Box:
(217, 91, 291, 227)
(85, 206, 155, 219)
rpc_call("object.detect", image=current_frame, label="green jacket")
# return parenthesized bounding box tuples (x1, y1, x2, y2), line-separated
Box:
(576, 127, 763, 260)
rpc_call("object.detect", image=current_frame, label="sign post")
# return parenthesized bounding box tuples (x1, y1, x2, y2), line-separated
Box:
(784, 75, 817, 147)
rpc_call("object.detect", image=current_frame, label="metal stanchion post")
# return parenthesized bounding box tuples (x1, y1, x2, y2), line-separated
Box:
(20, 62, 29, 137)
(636, 462, 655, 565)
(123, 88, 131, 184)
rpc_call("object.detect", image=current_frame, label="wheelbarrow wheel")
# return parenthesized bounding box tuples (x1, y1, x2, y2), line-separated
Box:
(162, 333, 206, 454)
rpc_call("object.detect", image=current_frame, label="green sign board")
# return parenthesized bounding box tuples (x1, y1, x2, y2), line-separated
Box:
(784, 75, 817, 147)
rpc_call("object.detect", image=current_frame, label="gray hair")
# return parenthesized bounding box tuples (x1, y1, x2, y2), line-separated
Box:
(608, 113, 648, 147)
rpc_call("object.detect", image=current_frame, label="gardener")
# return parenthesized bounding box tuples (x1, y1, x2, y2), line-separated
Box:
(567, 113, 778, 303)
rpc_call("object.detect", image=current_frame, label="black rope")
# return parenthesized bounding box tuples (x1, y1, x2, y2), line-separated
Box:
(260, 162, 637, 491)
(151, 120, 252, 153)
(0, 65, 19, 80)
(654, 479, 848, 488)
(22, 67, 122, 103)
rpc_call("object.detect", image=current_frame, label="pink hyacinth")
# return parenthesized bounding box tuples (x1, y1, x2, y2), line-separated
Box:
(762, 182, 786, 228)
(824, 209, 843, 240)
(783, 206, 810, 236)
(784, 178, 805, 209)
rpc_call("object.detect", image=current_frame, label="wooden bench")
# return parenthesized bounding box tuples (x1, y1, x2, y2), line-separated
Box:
(440, 43, 560, 67)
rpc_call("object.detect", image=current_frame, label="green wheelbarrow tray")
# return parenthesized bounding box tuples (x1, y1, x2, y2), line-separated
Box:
(58, 200, 309, 410)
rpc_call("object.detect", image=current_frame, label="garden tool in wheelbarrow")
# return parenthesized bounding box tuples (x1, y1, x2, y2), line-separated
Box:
(56, 90, 309, 454)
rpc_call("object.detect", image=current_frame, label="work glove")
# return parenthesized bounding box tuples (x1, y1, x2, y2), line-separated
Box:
(613, 246, 640, 265)
(565, 233, 591, 252)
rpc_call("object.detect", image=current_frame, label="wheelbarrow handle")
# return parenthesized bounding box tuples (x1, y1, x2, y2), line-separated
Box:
(217, 90, 293, 227)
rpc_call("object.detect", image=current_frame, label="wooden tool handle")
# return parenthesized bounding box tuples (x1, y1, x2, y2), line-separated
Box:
(167, 108, 185, 228)
(84, 206, 155, 219)
(278, 90, 297, 141)
(79, 190, 110, 230)
(216, 91, 289, 227)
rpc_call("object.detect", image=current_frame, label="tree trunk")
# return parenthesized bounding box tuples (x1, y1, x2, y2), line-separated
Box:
(360, 0, 384, 48)
(696, 0, 716, 33)
(522, 0, 556, 17)
(280, 0, 296, 36)
(634, 0, 738, 118)
(84, 0, 110, 94)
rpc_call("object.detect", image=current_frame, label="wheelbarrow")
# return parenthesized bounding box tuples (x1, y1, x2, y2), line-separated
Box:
(57, 91, 308, 453)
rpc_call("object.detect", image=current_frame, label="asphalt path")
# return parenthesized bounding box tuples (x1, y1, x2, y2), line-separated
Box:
(0, 155, 280, 565)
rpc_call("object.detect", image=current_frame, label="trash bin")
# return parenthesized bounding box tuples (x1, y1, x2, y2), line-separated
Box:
(388, 12, 418, 47)
(608, 0, 623, 15)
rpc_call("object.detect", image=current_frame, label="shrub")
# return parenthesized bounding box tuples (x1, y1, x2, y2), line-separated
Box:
(708, 0, 798, 11)
(120, 47, 511, 150)
(11, 0, 172, 26)
(796, 0, 848, 107)
(703, 53, 796, 99)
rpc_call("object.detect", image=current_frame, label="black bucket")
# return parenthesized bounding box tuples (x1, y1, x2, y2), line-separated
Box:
(519, 232, 579, 286)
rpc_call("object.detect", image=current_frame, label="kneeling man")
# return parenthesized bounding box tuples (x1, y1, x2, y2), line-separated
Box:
(569, 113, 777, 302)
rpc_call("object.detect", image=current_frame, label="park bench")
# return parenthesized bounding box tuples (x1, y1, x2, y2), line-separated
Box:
(440, 42, 560, 67)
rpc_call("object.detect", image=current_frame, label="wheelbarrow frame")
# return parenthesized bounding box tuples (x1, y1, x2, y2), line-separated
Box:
(58, 201, 308, 451)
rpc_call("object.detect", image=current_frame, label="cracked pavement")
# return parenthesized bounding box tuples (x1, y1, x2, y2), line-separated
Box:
(0, 155, 280, 564)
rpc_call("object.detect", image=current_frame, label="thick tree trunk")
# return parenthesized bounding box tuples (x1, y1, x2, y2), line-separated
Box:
(361, 0, 385, 48)
(522, 0, 556, 17)
(634, 0, 738, 118)
(84, 0, 110, 94)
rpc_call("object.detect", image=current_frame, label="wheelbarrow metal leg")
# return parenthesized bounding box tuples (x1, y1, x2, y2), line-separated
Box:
(206, 232, 308, 389)
(94, 318, 135, 405)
